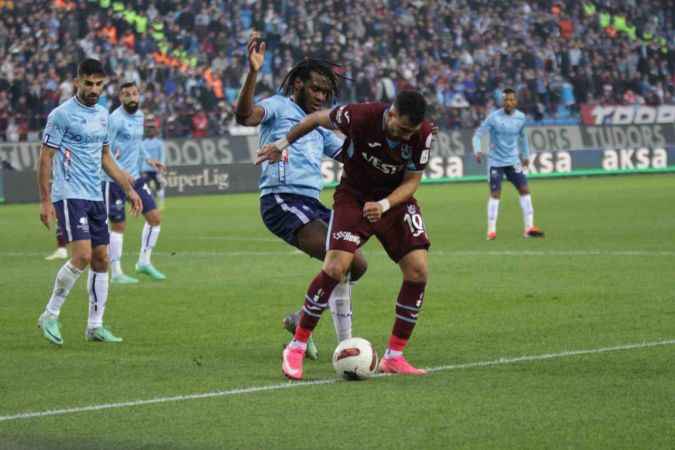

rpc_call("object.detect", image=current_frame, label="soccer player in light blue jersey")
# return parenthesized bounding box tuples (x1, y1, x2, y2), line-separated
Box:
(235, 32, 368, 359)
(140, 116, 166, 210)
(37, 59, 142, 346)
(105, 82, 167, 284)
(472, 88, 545, 240)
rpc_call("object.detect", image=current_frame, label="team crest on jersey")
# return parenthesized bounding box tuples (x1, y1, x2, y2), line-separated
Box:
(401, 145, 411, 160)
(407, 204, 417, 215)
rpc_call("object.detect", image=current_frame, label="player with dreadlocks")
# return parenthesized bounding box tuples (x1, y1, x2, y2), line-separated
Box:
(236, 32, 368, 360)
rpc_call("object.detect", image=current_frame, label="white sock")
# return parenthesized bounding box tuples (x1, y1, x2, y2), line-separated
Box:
(87, 270, 109, 329)
(328, 279, 353, 342)
(384, 348, 403, 359)
(157, 189, 165, 202)
(139, 223, 160, 266)
(109, 231, 124, 276)
(487, 197, 500, 233)
(46, 261, 83, 316)
(519, 194, 534, 230)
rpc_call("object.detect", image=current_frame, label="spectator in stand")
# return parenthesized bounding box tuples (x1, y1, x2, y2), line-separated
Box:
(0, 0, 673, 142)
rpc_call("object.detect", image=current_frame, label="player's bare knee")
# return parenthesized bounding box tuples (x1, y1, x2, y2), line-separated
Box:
(350, 256, 368, 281)
(490, 191, 501, 199)
(90, 247, 109, 272)
(405, 265, 428, 284)
(71, 252, 91, 269)
(323, 259, 349, 282)
(401, 256, 428, 284)
(518, 186, 530, 195)
(145, 209, 161, 226)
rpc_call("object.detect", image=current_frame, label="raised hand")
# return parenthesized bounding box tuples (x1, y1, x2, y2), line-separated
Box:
(247, 31, 266, 72)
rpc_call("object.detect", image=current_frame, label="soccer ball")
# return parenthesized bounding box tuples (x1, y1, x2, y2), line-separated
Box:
(332, 337, 378, 380)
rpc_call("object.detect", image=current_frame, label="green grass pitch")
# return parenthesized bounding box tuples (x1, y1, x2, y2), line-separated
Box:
(1, 174, 674, 449)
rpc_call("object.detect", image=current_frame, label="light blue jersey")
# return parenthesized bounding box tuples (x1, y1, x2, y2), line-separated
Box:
(472, 108, 529, 167)
(258, 95, 343, 199)
(42, 96, 110, 202)
(141, 137, 165, 173)
(107, 106, 144, 180)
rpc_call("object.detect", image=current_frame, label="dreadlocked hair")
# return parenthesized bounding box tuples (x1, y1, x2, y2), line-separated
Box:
(279, 58, 351, 103)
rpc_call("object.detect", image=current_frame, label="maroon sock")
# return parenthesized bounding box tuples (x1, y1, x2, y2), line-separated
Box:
(390, 280, 427, 347)
(294, 270, 340, 341)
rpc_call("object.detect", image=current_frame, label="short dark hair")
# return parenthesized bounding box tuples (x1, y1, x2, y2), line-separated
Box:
(503, 87, 516, 95)
(119, 81, 137, 91)
(77, 58, 106, 78)
(394, 90, 426, 125)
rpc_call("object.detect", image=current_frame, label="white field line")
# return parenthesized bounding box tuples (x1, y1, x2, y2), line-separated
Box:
(2, 250, 675, 258)
(187, 236, 279, 242)
(1, 338, 673, 423)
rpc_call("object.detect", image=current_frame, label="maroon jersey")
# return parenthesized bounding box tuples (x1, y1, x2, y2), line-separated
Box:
(329, 102, 433, 201)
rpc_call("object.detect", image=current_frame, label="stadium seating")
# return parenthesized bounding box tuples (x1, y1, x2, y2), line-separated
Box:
(0, 0, 672, 141)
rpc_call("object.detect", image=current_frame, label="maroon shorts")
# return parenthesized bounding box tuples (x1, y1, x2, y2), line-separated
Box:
(328, 190, 431, 262)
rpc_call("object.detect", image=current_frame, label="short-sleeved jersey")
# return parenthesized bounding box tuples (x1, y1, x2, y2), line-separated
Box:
(258, 94, 344, 199)
(106, 107, 144, 180)
(329, 102, 433, 201)
(472, 108, 529, 167)
(141, 137, 165, 173)
(42, 96, 110, 202)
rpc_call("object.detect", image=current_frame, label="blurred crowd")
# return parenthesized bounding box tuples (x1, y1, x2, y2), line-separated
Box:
(0, 0, 673, 141)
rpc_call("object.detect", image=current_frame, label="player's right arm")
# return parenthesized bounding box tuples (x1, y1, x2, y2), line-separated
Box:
(472, 114, 492, 164)
(235, 31, 267, 127)
(37, 145, 56, 229)
(255, 109, 334, 165)
(37, 108, 68, 229)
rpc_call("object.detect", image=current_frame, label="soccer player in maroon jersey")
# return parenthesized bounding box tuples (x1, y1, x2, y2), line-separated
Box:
(257, 91, 434, 379)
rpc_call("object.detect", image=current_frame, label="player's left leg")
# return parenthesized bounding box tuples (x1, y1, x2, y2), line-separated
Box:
(375, 200, 430, 375)
(295, 212, 369, 344)
(105, 181, 138, 284)
(508, 169, 544, 238)
(486, 167, 504, 240)
(283, 249, 354, 380)
(134, 180, 166, 280)
(85, 202, 122, 342)
(38, 199, 92, 345)
(380, 249, 428, 376)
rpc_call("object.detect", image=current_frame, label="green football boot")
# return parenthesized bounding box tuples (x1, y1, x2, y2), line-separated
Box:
(85, 326, 123, 343)
(111, 273, 139, 284)
(135, 262, 167, 280)
(37, 312, 63, 346)
(283, 311, 319, 360)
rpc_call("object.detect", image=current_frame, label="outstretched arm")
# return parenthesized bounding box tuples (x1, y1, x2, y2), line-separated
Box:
(255, 109, 333, 165)
(235, 31, 267, 126)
